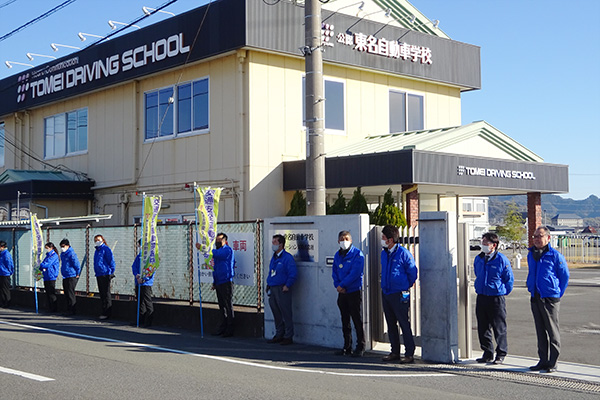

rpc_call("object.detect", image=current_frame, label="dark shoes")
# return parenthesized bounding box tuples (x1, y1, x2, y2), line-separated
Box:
(279, 338, 294, 346)
(493, 356, 504, 365)
(267, 336, 283, 344)
(476, 353, 494, 363)
(399, 355, 414, 364)
(529, 363, 548, 371)
(335, 348, 352, 356)
(543, 366, 557, 373)
(382, 353, 400, 362)
(351, 348, 365, 358)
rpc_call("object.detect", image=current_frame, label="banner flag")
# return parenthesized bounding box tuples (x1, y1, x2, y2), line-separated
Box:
(196, 187, 222, 268)
(30, 214, 43, 281)
(141, 195, 162, 279)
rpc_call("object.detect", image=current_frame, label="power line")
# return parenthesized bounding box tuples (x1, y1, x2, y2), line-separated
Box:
(0, 0, 17, 10)
(0, 0, 77, 43)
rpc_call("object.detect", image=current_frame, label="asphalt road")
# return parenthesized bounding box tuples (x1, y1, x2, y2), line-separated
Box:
(1, 309, 599, 400)
(469, 264, 600, 366)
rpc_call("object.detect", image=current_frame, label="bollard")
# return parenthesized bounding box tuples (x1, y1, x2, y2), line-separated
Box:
(515, 253, 522, 269)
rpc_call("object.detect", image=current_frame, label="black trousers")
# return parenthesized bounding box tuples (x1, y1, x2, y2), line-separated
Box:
(382, 292, 415, 356)
(268, 285, 294, 339)
(475, 294, 508, 357)
(0, 275, 11, 307)
(531, 294, 561, 368)
(135, 285, 154, 316)
(215, 281, 234, 334)
(62, 277, 79, 314)
(337, 290, 365, 351)
(96, 275, 112, 317)
(44, 280, 58, 312)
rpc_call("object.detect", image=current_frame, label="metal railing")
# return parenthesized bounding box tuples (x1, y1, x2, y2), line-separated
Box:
(0, 221, 264, 309)
(553, 235, 600, 264)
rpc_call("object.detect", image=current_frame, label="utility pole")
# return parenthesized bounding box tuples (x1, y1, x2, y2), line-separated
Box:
(304, 0, 326, 215)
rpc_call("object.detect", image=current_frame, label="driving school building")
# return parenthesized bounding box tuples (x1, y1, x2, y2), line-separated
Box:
(0, 0, 567, 241)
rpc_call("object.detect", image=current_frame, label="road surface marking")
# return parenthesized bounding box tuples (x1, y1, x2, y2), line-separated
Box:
(0, 320, 452, 378)
(0, 366, 54, 382)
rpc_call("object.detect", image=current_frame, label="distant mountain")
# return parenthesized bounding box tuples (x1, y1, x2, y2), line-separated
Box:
(488, 194, 600, 227)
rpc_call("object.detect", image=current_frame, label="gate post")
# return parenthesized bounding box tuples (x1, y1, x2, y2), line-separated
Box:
(419, 211, 459, 363)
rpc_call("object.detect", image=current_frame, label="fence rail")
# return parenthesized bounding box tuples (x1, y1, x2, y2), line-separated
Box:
(0, 221, 264, 309)
(553, 235, 600, 264)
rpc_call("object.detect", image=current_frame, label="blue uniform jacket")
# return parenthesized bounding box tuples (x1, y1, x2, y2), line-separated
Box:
(267, 250, 297, 288)
(332, 245, 364, 293)
(40, 250, 59, 281)
(0, 249, 14, 276)
(474, 251, 514, 296)
(381, 244, 417, 295)
(212, 245, 235, 285)
(94, 244, 116, 277)
(527, 244, 569, 298)
(131, 253, 154, 286)
(60, 247, 81, 279)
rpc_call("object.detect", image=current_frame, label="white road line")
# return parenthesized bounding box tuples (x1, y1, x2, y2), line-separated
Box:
(0, 320, 452, 378)
(0, 366, 54, 382)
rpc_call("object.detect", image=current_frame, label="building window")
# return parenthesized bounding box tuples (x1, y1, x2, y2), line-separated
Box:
(302, 77, 345, 133)
(45, 108, 88, 159)
(389, 90, 424, 133)
(462, 202, 472, 212)
(476, 203, 485, 212)
(0, 121, 4, 167)
(144, 77, 209, 141)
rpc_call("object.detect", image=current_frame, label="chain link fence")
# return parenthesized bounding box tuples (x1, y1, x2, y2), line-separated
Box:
(0, 221, 264, 309)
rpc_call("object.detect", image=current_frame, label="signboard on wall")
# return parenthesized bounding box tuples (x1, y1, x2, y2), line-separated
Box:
(269, 229, 319, 263)
(194, 232, 255, 286)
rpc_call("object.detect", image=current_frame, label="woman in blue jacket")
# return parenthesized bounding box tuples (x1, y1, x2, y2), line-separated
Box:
(94, 234, 116, 320)
(40, 242, 60, 312)
(60, 239, 81, 315)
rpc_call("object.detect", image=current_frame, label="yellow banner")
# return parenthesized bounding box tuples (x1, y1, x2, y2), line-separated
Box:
(30, 214, 43, 281)
(141, 195, 161, 279)
(196, 187, 222, 268)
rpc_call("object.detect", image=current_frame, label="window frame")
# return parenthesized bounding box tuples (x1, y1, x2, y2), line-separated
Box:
(302, 75, 346, 135)
(144, 76, 210, 142)
(44, 107, 88, 160)
(389, 89, 425, 134)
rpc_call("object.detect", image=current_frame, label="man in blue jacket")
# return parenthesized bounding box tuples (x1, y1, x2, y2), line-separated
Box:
(0, 241, 14, 308)
(210, 233, 235, 337)
(332, 230, 365, 357)
(266, 234, 297, 345)
(60, 239, 81, 315)
(380, 225, 418, 364)
(473, 232, 514, 364)
(132, 240, 156, 328)
(527, 226, 569, 373)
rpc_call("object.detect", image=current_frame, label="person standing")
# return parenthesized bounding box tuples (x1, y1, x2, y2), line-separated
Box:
(380, 225, 418, 364)
(474, 232, 514, 364)
(332, 230, 365, 357)
(59, 239, 81, 315)
(210, 233, 235, 337)
(266, 234, 297, 345)
(131, 242, 155, 328)
(94, 234, 116, 320)
(527, 226, 569, 373)
(0, 241, 14, 308)
(40, 242, 60, 312)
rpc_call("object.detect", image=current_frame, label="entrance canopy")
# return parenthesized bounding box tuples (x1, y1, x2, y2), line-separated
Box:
(284, 121, 568, 197)
(0, 169, 94, 202)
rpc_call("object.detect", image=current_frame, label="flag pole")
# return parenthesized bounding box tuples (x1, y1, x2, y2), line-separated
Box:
(34, 279, 38, 314)
(193, 183, 204, 338)
(137, 192, 145, 328)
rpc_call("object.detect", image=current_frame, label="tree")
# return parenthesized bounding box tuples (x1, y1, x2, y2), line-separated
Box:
(496, 202, 526, 250)
(327, 189, 347, 215)
(346, 187, 369, 214)
(286, 190, 306, 216)
(371, 188, 407, 227)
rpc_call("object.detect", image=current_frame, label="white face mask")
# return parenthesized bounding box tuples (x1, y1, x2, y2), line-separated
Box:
(381, 239, 389, 248)
(339, 240, 351, 251)
(95, 241, 103, 248)
(272, 244, 280, 253)
(61, 247, 67, 253)
(484, 244, 495, 254)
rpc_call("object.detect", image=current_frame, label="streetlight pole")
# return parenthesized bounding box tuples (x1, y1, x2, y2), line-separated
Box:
(304, 0, 326, 216)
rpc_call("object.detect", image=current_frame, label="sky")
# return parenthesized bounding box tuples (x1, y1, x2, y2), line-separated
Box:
(0, 0, 599, 200)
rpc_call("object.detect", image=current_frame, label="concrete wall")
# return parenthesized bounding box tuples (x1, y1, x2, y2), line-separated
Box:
(419, 211, 459, 363)
(263, 214, 370, 349)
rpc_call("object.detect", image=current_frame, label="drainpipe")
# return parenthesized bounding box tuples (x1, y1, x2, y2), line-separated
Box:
(237, 49, 247, 220)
